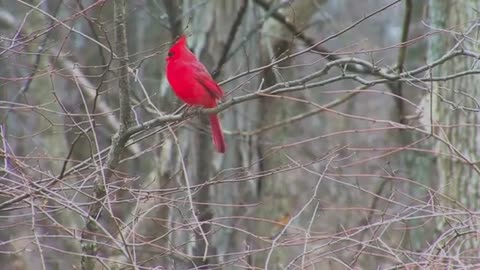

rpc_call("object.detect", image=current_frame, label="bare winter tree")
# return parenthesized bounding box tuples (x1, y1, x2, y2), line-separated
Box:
(1, 0, 480, 269)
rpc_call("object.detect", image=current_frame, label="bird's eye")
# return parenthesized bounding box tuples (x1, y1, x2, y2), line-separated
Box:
(168, 52, 174, 57)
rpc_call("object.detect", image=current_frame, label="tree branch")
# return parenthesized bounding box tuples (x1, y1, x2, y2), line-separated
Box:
(123, 49, 480, 141)
(252, 0, 396, 74)
(81, 0, 133, 269)
(212, 0, 249, 78)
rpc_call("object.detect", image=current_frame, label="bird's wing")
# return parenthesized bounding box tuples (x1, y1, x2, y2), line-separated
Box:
(192, 63, 224, 99)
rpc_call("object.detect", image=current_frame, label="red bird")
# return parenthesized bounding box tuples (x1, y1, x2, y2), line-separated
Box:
(166, 35, 226, 153)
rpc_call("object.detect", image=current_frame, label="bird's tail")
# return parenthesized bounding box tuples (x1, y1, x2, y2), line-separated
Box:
(208, 114, 226, 153)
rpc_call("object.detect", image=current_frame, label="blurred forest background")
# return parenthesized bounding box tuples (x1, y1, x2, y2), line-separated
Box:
(1, 0, 480, 269)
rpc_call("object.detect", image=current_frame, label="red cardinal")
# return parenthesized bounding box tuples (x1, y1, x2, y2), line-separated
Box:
(166, 35, 226, 153)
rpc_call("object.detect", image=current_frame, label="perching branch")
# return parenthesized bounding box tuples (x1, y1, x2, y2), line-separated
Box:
(122, 48, 480, 142)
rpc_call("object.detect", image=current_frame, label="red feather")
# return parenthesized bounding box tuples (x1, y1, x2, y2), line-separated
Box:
(166, 35, 226, 153)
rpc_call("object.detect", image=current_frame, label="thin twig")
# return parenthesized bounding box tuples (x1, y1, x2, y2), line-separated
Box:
(212, 0, 249, 78)
(2, 1, 61, 122)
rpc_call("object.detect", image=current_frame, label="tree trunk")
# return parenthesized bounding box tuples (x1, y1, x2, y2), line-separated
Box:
(428, 0, 480, 255)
